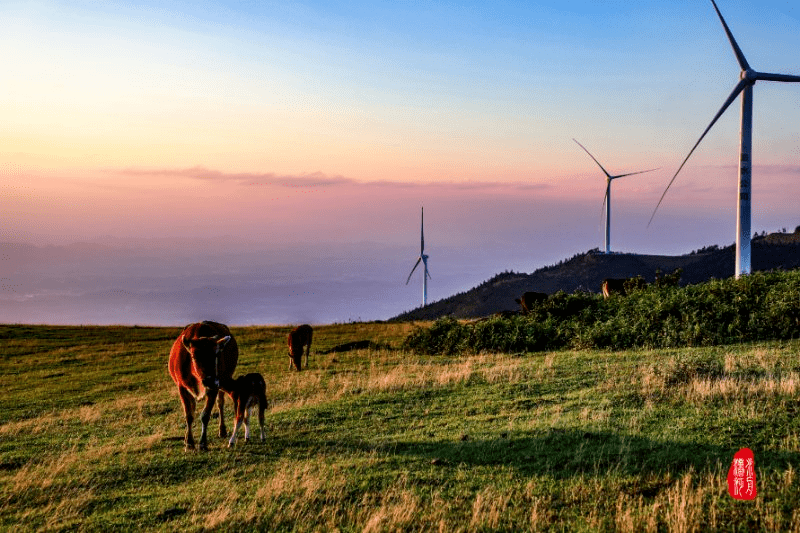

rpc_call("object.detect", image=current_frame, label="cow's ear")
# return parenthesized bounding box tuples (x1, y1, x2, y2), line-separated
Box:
(181, 335, 192, 352)
(514, 298, 521, 304)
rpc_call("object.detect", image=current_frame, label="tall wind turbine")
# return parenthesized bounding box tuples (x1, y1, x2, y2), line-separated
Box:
(649, 0, 800, 278)
(406, 207, 431, 307)
(573, 139, 658, 254)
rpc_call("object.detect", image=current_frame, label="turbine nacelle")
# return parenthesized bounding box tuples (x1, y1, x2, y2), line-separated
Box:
(649, 0, 800, 278)
(573, 138, 657, 254)
(406, 207, 431, 306)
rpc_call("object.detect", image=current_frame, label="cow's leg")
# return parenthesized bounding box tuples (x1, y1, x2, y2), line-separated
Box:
(228, 402, 244, 448)
(257, 394, 267, 442)
(243, 403, 251, 442)
(305, 343, 309, 368)
(178, 387, 197, 450)
(216, 389, 228, 438)
(228, 417, 243, 448)
(198, 388, 217, 451)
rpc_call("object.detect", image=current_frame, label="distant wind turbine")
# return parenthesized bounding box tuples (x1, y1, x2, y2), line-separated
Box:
(406, 207, 431, 307)
(573, 139, 658, 254)
(649, 0, 800, 278)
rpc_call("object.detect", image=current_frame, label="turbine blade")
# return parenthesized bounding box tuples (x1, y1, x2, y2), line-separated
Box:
(573, 138, 612, 178)
(420, 207, 425, 254)
(756, 72, 800, 83)
(711, 0, 750, 71)
(406, 257, 421, 285)
(612, 168, 660, 179)
(426, 267, 432, 281)
(648, 78, 748, 227)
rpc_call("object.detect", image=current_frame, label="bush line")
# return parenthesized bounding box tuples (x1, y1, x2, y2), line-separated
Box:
(402, 270, 800, 354)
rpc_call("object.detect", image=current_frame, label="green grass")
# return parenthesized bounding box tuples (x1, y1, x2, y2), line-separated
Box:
(1, 323, 799, 531)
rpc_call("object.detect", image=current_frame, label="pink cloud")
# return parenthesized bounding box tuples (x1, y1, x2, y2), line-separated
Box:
(114, 166, 555, 192)
(116, 167, 354, 187)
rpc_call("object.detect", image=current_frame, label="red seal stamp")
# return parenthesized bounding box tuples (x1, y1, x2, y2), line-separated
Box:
(727, 448, 756, 500)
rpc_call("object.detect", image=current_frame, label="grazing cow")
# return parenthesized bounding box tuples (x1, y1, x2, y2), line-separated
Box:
(514, 292, 548, 315)
(220, 373, 268, 448)
(168, 321, 238, 451)
(288, 324, 313, 371)
(602, 278, 627, 298)
(602, 277, 646, 298)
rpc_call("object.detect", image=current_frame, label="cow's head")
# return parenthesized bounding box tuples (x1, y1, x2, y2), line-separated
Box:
(182, 334, 231, 389)
(287, 346, 302, 371)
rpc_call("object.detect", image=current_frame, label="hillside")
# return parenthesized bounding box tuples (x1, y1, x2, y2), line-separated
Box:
(392, 229, 800, 320)
(3, 324, 799, 530)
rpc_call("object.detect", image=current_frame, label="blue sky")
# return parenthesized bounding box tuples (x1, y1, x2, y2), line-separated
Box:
(2, 0, 800, 324)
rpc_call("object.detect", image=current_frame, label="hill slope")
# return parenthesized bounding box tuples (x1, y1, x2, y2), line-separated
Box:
(392, 230, 800, 320)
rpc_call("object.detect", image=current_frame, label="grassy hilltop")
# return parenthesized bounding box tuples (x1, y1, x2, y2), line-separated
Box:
(1, 322, 799, 531)
(394, 229, 800, 320)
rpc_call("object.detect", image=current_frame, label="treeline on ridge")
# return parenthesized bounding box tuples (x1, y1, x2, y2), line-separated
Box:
(403, 269, 800, 354)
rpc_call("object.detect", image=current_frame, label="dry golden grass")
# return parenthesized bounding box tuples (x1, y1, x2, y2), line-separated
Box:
(41, 487, 96, 532)
(633, 347, 800, 409)
(527, 494, 554, 532)
(249, 458, 349, 526)
(266, 350, 540, 414)
(469, 486, 510, 530)
(192, 478, 238, 530)
(603, 469, 723, 533)
(362, 485, 420, 533)
(3, 326, 800, 531)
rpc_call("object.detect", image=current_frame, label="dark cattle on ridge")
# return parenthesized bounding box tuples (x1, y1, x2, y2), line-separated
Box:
(514, 292, 548, 315)
(168, 321, 238, 451)
(288, 324, 313, 371)
(220, 372, 268, 448)
(602, 277, 646, 299)
(602, 278, 628, 298)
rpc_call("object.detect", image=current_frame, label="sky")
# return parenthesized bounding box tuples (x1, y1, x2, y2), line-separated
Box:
(2, 0, 800, 325)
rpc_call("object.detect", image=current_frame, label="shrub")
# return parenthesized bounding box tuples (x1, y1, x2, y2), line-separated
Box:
(402, 317, 469, 355)
(403, 270, 800, 354)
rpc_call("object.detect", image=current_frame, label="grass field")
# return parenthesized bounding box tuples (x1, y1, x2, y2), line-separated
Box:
(1, 322, 799, 531)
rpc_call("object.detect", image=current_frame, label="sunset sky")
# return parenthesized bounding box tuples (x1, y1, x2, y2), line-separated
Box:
(2, 0, 800, 324)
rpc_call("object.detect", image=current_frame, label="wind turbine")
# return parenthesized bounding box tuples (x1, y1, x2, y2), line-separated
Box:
(649, 0, 800, 278)
(573, 139, 658, 254)
(406, 207, 431, 307)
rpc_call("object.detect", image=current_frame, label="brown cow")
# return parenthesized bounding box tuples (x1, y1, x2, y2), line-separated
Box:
(168, 321, 238, 451)
(288, 324, 313, 371)
(602, 278, 627, 298)
(514, 291, 548, 315)
(602, 277, 646, 299)
(220, 373, 268, 448)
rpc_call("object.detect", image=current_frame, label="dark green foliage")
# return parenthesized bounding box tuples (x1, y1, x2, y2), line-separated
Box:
(654, 268, 683, 289)
(403, 315, 567, 355)
(404, 270, 800, 354)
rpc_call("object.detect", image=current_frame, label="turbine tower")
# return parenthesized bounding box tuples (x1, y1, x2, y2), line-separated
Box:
(649, 0, 800, 278)
(573, 139, 658, 254)
(406, 207, 431, 307)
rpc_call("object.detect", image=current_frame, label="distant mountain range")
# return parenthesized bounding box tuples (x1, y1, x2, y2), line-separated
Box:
(392, 230, 800, 321)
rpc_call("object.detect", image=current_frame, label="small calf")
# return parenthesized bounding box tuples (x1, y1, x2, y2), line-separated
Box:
(220, 373, 268, 448)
